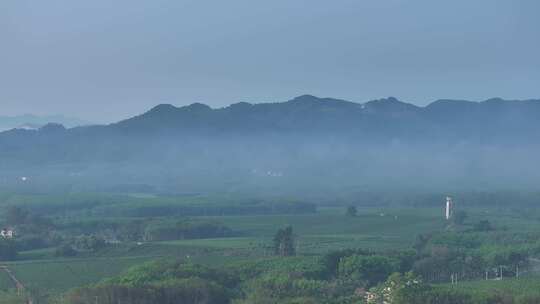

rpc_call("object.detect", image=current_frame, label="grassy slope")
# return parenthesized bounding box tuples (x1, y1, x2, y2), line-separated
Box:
(0, 270, 14, 291)
(7, 256, 151, 293)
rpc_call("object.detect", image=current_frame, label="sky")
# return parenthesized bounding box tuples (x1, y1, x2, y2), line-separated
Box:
(1, 0, 539, 123)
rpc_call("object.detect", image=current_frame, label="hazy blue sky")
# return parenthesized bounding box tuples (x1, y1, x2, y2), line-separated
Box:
(1, 0, 539, 122)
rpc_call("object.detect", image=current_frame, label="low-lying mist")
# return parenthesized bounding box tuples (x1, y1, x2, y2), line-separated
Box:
(1, 95, 539, 197)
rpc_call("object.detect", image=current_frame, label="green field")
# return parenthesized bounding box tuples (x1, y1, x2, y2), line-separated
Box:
(3, 204, 540, 299)
(5, 256, 152, 293)
(0, 269, 14, 291)
(0, 207, 450, 294)
(436, 276, 540, 300)
(137, 207, 449, 257)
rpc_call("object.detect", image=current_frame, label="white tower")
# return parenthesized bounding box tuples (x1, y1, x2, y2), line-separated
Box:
(445, 196, 453, 220)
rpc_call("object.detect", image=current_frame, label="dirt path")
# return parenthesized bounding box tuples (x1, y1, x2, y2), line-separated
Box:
(0, 265, 24, 293)
(0, 265, 33, 304)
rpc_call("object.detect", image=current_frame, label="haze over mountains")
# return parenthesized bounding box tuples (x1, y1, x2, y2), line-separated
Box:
(1, 95, 539, 195)
(0, 114, 91, 131)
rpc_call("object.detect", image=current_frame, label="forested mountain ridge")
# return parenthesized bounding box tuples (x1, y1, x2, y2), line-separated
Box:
(3, 94, 540, 143)
(110, 95, 540, 142)
(0, 95, 539, 193)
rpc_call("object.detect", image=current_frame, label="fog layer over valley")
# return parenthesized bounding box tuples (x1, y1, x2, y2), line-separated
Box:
(1, 95, 539, 195)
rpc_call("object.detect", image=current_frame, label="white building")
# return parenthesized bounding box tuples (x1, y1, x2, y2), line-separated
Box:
(0, 228, 14, 238)
(445, 196, 453, 220)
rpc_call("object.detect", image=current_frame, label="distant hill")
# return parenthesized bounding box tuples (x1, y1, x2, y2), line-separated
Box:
(101, 95, 540, 147)
(0, 114, 91, 131)
(0, 95, 539, 194)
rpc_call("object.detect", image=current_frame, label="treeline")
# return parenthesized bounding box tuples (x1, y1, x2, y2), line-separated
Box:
(143, 220, 233, 242)
(62, 261, 235, 304)
(52, 219, 235, 257)
(3, 191, 540, 217)
(57, 249, 418, 303)
(57, 218, 234, 242)
(57, 251, 540, 304)
(0, 193, 316, 218)
(409, 191, 540, 209)
(0, 205, 237, 259)
(93, 200, 316, 217)
(324, 190, 540, 209)
(412, 230, 537, 283)
(0, 206, 57, 259)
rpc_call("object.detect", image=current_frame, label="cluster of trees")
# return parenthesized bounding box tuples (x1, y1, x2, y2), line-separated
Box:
(0, 204, 239, 259)
(60, 218, 234, 243)
(273, 226, 295, 257)
(72, 235, 107, 251)
(338, 254, 401, 286)
(324, 249, 415, 284)
(55, 235, 108, 257)
(346, 206, 357, 217)
(0, 206, 59, 257)
(4, 206, 55, 234)
(62, 261, 235, 304)
(412, 230, 534, 282)
(59, 219, 147, 243)
(2, 206, 128, 258)
(0, 204, 240, 257)
(55, 245, 456, 304)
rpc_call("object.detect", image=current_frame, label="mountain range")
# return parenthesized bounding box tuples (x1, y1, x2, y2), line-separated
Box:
(1, 95, 539, 194)
(98, 94, 537, 144)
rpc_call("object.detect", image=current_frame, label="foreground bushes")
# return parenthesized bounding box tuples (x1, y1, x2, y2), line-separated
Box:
(65, 278, 230, 304)
(62, 261, 236, 304)
(57, 246, 540, 304)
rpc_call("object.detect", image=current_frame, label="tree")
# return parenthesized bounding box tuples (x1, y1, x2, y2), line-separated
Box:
(118, 220, 145, 241)
(413, 234, 431, 253)
(64, 278, 231, 304)
(452, 210, 467, 225)
(474, 220, 493, 232)
(346, 206, 357, 217)
(74, 235, 107, 252)
(55, 244, 77, 257)
(338, 255, 399, 287)
(273, 226, 296, 257)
